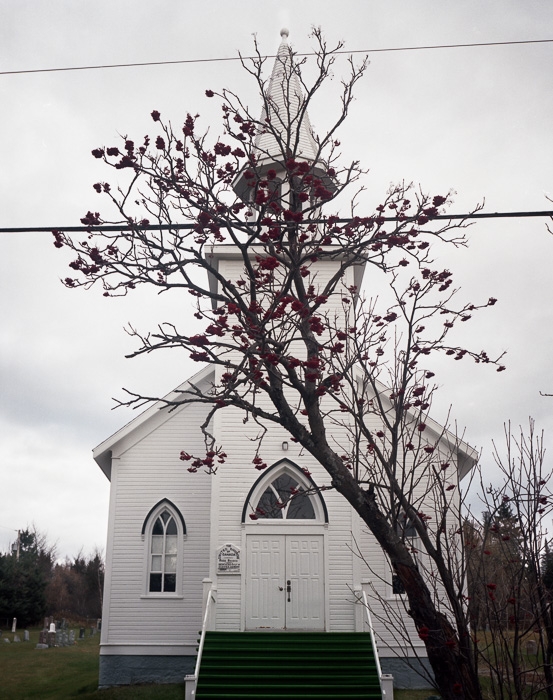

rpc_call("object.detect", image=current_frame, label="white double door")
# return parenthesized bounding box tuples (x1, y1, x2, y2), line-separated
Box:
(246, 534, 325, 630)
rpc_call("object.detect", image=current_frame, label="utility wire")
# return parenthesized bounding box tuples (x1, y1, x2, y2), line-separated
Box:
(2, 211, 552, 235)
(1, 38, 552, 76)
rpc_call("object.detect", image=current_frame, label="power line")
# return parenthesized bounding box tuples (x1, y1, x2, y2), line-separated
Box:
(1, 38, 552, 77)
(1, 210, 552, 235)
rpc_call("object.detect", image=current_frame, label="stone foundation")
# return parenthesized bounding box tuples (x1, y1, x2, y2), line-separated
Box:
(99, 654, 195, 687)
(380, 656, 435, 689)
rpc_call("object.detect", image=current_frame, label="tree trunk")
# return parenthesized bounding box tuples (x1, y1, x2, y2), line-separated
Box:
(317, 453, 483, 700)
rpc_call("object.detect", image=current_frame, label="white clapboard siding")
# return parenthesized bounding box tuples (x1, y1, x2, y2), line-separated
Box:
(103, 400, 212, 647)
(209, 253, 369, 633)
(214, 391, 358, 631)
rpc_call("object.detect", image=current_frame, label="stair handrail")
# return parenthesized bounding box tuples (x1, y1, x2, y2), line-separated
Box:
(194, 586, 216, 679)
(362, 589, 384, 685)
(185, 587, 216, 699)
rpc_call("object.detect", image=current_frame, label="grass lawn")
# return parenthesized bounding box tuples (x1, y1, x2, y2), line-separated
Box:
(0, 628, 437, 699)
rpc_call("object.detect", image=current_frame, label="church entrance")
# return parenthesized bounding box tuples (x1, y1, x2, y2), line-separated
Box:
(245, 534, 325, 630)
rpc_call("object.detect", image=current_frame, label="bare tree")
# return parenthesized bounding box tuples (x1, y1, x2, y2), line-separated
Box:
(465, 421, 553, 700)
(54, 30, 505, 699)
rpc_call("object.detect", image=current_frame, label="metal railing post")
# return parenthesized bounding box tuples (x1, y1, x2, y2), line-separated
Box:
(184, 585, 217, 699)
(361, 590, 394, 699)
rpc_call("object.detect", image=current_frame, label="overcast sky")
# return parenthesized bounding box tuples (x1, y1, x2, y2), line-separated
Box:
(1, 0, 552, 559)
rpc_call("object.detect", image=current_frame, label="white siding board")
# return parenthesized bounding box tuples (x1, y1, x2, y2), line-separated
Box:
(103, 401, 212, 647)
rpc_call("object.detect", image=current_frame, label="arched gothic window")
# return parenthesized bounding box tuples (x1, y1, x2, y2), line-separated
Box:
(255, 472, 315, 519)
(142, 500, 186, 595)
(149, 510, 178, 592)
(242, 461, 328, 523)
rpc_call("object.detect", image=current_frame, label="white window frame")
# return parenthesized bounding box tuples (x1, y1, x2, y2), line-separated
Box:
(243, 461, 328, 525)
(387, 514, 419, 599)
(141, 500, 186, 598)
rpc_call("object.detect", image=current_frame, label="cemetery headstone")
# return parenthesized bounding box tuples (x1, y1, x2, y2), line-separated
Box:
(13, 635, 20, 642)
(11, 617, 16, 633)
(24, 630, 29, 642)
(79, 628, 85, 639)
(3, 638, 10, 643)
(39, 630, 48, 645)
(526, 639, 538, 655)
(69, 630, 75, 644)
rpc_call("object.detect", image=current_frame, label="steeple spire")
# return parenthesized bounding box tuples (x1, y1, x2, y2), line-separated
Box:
(254, 28, 319, 163)
(233, 30, 335, 204)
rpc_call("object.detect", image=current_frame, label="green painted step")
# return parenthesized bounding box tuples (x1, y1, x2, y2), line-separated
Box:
(195, 632, 382, 700)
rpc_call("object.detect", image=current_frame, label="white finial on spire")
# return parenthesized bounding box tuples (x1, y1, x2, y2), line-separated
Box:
(280, 28, 289, 40)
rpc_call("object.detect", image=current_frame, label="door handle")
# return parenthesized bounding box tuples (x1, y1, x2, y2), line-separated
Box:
(286, 580, 291, 602)
(278, 586, 283, 591)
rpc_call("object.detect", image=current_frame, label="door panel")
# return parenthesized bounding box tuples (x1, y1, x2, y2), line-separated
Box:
(246, 534, 324, 630)
(286, 536, 324, 630)
(246, 536, 286, 628)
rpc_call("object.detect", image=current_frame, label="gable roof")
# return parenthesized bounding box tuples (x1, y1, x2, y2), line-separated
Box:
(355, 366, 478, 480)
(94, 361, 477, 482)
(93, 364, 214, 479)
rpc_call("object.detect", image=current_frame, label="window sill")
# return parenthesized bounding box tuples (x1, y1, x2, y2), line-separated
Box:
(140, 594, 184, 600)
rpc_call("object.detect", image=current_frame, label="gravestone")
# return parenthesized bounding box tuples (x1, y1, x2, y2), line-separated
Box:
(13, 635, 20, 642)
(11, 618, 16, 633)
(3, 638, 10, 643)
(79, 627, 85, 640)
(69, 630, 75, 645)
(44, 617, 49, 630)
(526, 639, 538, 655)
(38, 630, 48, 645)
(24, 630, 29, 642)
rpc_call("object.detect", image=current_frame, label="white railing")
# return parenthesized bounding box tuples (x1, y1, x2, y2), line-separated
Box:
(361, 590, 394, 700)
(184, 586, 216, 700)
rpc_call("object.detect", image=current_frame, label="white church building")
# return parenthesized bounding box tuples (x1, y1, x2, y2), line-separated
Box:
(93, 30, 476, 697)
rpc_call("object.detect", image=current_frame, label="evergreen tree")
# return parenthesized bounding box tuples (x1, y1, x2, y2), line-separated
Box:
(0, 529, 54, 627)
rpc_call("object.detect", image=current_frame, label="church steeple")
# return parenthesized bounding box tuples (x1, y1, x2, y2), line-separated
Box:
(255, 28, 319, 165)
(233, 29, 336, 205)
